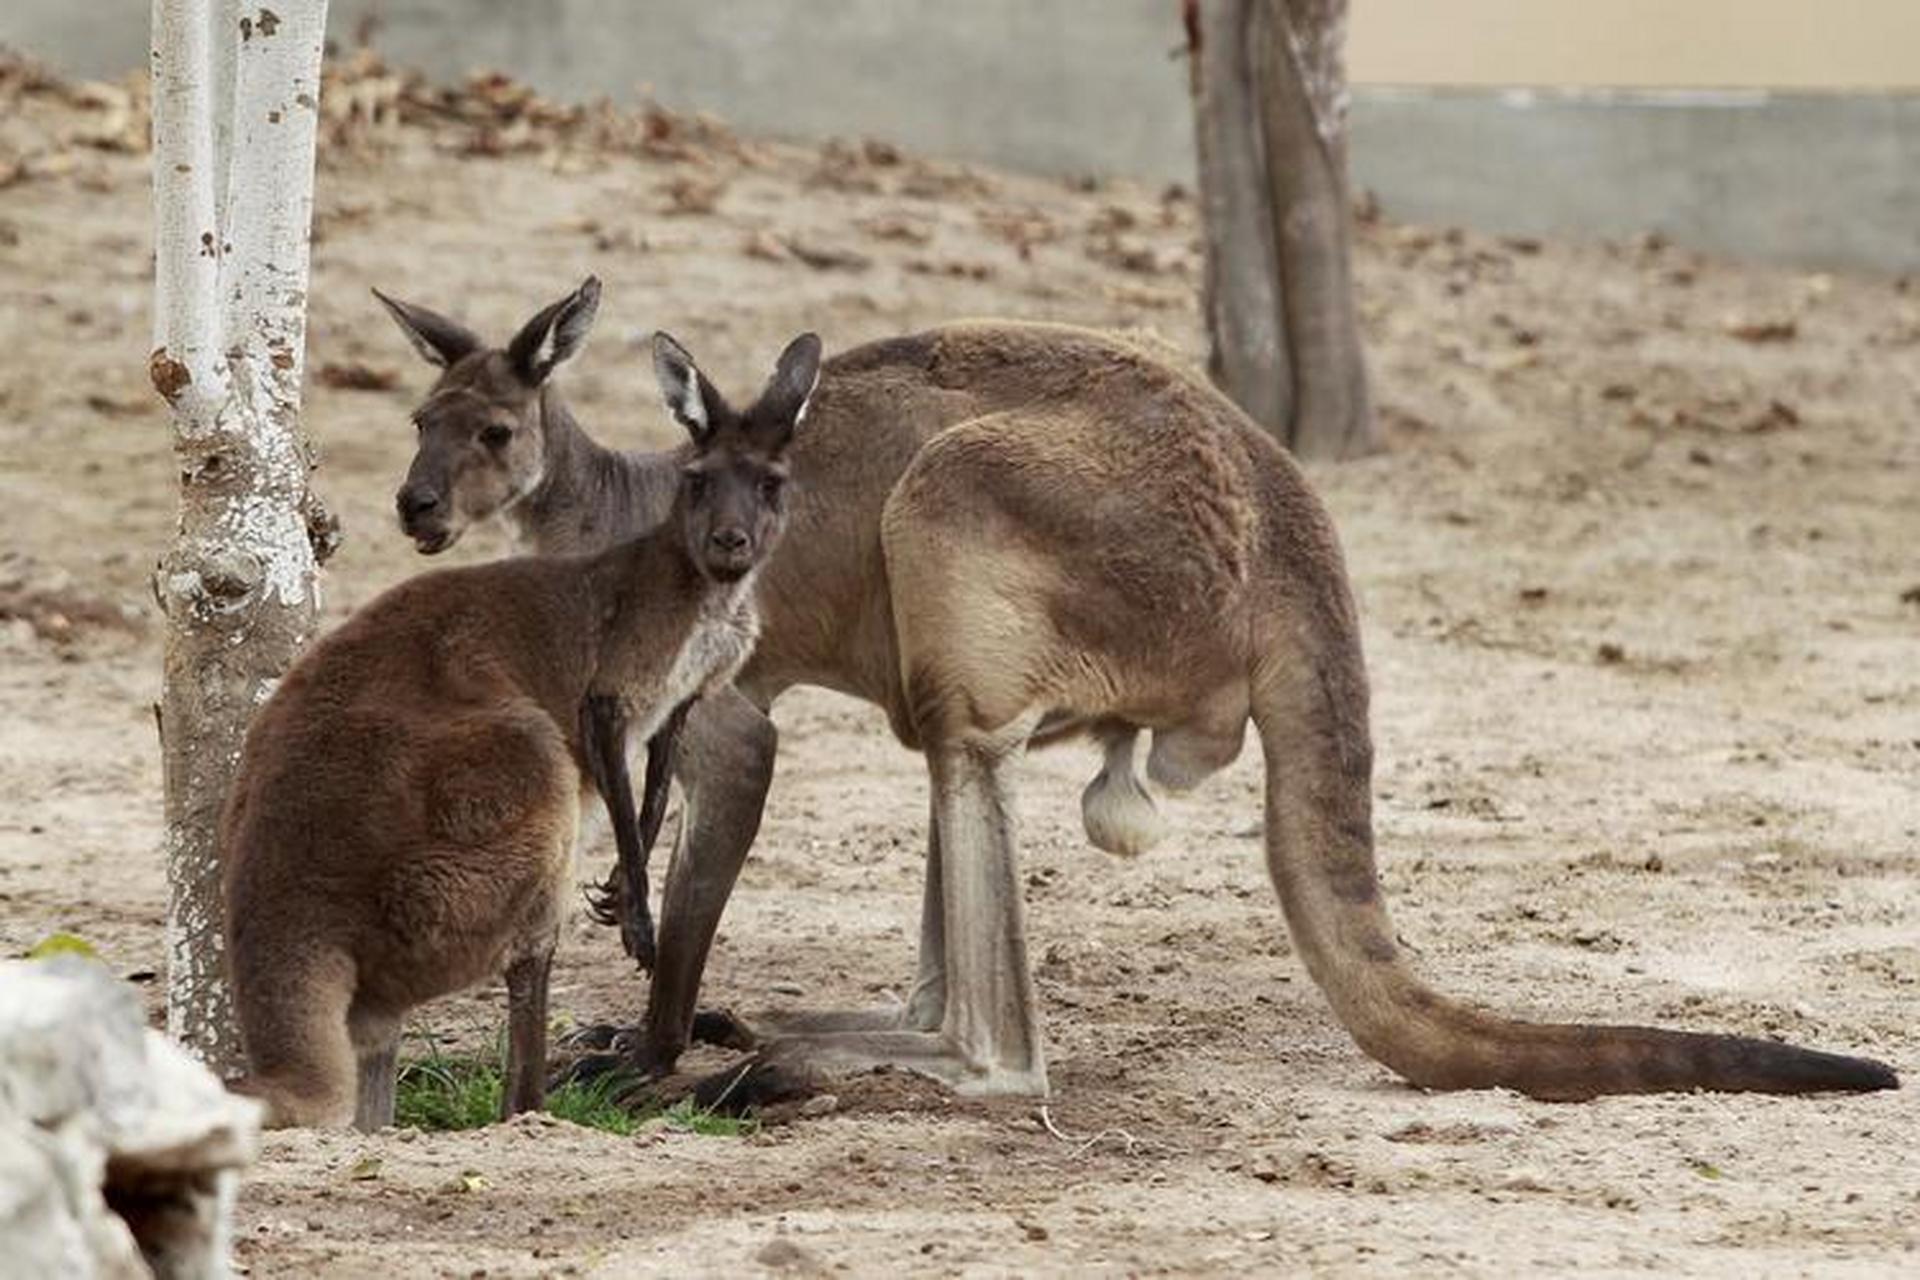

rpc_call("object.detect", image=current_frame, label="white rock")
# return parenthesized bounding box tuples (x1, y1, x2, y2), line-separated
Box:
(0, 957, 261, 1278)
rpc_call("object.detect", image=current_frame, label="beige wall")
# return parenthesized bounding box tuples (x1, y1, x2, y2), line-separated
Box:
(1351, 0, 1920, 89)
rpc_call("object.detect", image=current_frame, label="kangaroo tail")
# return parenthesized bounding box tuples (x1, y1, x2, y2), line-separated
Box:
(1248, 628, 1898, 1100)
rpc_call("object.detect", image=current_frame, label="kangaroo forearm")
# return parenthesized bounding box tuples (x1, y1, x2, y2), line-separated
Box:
(580, 691, 655, 969)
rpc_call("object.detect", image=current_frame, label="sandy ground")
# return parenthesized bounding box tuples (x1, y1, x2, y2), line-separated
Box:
(1, 54, 1917, 1277)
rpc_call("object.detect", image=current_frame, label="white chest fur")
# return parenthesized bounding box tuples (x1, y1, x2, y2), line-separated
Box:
(635, 577, 760, 743)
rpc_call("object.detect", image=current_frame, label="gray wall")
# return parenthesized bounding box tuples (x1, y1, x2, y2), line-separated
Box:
(1354, 88, 1920, 275)
(7, 1, 1916, 272)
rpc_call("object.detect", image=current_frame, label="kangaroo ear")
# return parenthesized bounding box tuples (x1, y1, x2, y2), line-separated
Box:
(757, 332, 822, 442)
(372, 288, 483, 369)
(651, 331, 719, 443)
(507, 275, 601, 386)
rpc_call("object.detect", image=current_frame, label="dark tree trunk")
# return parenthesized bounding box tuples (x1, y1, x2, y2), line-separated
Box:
(1187, 0, 1377, 460)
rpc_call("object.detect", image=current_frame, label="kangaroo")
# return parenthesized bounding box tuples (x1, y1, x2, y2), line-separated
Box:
(377, 276, 679, 559)
(386, 317, 1898, 1104)
(377, 278, 699, 952)
(220, 328, 821, 1129)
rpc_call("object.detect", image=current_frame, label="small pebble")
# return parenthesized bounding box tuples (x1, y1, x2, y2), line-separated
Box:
(755, 1237, 824, 1271)
(1502, 1168, 1550, 1192)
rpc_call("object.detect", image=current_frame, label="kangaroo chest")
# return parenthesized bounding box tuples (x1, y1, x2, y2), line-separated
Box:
(661, 587, 760, 711)
(598, 581, 759, 747)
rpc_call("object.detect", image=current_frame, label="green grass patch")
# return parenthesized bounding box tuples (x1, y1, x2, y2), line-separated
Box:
(393, 1052, 502, 1132)
(658, 1097, 758, 1138)
(25, 932, 101, 961)
(392, 1035, 756, 1137)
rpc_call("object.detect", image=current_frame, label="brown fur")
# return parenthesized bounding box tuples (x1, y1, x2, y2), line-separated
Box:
(221, 331, 816, 1128)
(401, 318, 1899, 1101)
(741, 322, 1894, 1099)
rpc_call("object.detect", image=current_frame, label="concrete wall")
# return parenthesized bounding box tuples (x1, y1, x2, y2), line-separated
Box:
(1354, 0, 1920, 89)
(7, 1, 1917, 272)
(1354, 89, 1920, 274)
(24, 0, 1920, 91)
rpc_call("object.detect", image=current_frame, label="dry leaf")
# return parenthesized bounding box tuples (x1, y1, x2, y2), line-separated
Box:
(1723, 315, 1797, 343)
(854, 214, 933, 245)
(658, 172, 727, 215)
(316, 362, 402, 392)
(741, 231, 790, 262)
(782, 237, 871, 272)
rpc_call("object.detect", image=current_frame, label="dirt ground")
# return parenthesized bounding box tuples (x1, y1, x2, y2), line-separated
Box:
(1, 53, 1916, 1277)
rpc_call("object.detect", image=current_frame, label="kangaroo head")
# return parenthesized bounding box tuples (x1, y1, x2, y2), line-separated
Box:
(653, 330, 821, 583)
(376, 277, 602, 554)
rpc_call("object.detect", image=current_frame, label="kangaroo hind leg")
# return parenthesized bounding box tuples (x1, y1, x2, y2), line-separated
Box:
(351, 1015, 401, 1132)
(233, 945, 359, 1129)
(503, 946, 555, 1119)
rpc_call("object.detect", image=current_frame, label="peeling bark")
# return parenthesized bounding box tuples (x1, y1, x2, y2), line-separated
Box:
(150, 0, 333, 1077)
(1188, 0, 1377, 460)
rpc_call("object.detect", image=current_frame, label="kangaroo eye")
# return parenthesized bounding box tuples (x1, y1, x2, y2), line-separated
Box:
(758, 474, 784, 501)
(685, 472, 710, 500)
(480, 424, 512, 448)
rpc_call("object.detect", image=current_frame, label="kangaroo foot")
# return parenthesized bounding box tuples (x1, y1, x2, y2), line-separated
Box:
(689, 1057, 822, 1115)
(555, 1007, 757, 1090)
(703, 1030, 1046, 1099)
(560, 1007, 755, 1053)
(549, 1049, 637, 1092)
(691, 1007, 758, 1051)
(555, 1021, 629, 1054)
(713, 1004, 917, 1040)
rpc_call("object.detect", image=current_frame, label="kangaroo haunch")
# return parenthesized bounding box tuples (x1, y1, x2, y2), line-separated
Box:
(385, 314, 1898, 1104)
(219, 322, 820, 1129)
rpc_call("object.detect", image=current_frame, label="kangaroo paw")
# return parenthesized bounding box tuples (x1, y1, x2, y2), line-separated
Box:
(619, 894, 657, 973)
(582, 875, 623, 928)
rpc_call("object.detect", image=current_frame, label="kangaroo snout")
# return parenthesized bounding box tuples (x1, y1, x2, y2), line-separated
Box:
(395, 484, 456, 554)
(702, 526, 759, 581)
(397, 484, 442, 521)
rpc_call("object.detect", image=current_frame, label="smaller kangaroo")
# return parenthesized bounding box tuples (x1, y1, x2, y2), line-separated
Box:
(220, 326, 821, 1129)
(375, 276, 699, 960)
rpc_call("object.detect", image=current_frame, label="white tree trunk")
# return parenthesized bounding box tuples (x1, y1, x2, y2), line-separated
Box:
(149, 0, 334, 1077)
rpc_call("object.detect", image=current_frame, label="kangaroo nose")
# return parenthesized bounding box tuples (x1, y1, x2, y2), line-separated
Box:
(397, 487, 442, 521)
(710, 528, 749, 554)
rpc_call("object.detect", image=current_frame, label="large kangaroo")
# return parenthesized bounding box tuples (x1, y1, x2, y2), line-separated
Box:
(379, 308, 1898, 1102)
(220, 326, 821, 1128)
